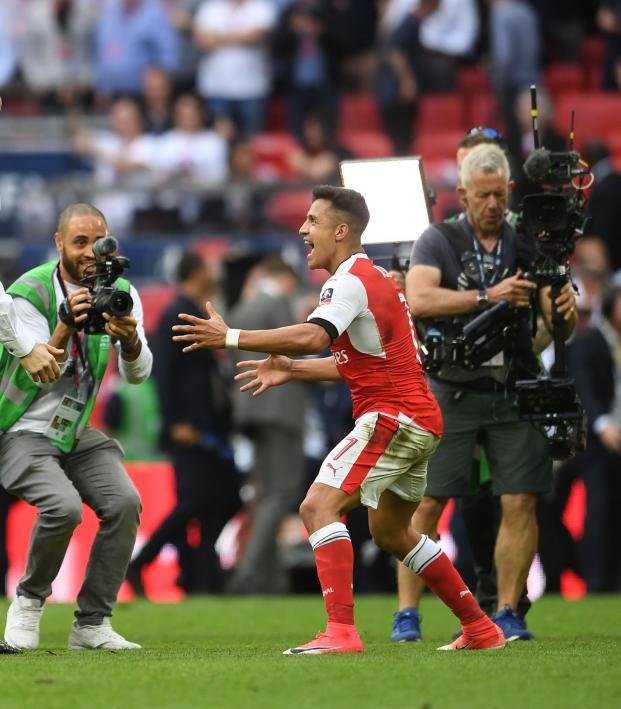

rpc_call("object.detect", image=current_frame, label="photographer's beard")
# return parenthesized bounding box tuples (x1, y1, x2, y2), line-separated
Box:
(58, 252, 95, 285)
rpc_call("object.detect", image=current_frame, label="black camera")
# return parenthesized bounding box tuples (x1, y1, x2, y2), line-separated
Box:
(59, 236, 132, 335)
(420, 301, 518, 374)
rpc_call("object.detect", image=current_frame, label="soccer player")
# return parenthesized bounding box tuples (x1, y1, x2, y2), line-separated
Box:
(173, 185, 505, 654)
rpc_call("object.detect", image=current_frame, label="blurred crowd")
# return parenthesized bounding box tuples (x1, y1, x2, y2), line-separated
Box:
(0, 1, 620, 238)
(1, 0, 621, 598)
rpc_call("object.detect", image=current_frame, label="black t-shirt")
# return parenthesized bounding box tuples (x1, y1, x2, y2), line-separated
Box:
(410, 216, 540, 390)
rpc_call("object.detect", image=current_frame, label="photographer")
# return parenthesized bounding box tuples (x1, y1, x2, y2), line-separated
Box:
(402, 143, 577, 642)
(0, 203, 152, 651)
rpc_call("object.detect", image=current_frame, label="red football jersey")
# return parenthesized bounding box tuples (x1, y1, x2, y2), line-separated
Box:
(308, 254, 443, 437)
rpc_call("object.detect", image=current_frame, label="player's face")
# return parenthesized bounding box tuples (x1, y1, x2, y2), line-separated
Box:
(55, 215, 108, 284)
(299, 199, 338, 270)
(461, 169, 511, 237)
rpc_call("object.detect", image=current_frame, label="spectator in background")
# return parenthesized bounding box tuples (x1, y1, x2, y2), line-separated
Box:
(15, 0, 96, 113)
(584, 140, 621, 272)
(596, 1, 621, 91)
(95, 0, 179, 101)
(71, 96, 158, 233)
(225, 256, 308, 594)
(126, 251, 240, 596)
(193, 0, 277, 138)
(140, 66, 174, 134)
(164, 0, 203, 90)
(417, 0, 479, 92)
(567, 285, 621, 592)
(374, 0, 421, 156)
(288, 112, 354, 183)
(488, 0, 541, 159)
(272, 0, 342, 141)
(572, 237, 612, 328)
(153, 92, 229, 226)
(0, 4, 18, 90)
(155, 93, 229, 186)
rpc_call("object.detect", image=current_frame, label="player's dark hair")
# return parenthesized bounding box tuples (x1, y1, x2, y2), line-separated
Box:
(176, 250, 205, 283)
(312, 185, 370, 235)
(57, 203, 107, 234)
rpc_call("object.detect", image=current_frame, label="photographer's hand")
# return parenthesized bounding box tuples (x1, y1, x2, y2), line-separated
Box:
(487, 271, 536, 308)
(599, 423, 621, 455)
(104, 312, 142, 360)
(52, 287, 92, 355)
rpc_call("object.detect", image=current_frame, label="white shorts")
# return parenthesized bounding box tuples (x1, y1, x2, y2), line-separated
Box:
(314, 412, 440, 509)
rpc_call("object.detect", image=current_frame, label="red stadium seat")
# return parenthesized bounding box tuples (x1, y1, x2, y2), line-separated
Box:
(338, 93, 382, 133)
(248, 132, 300, 181)
(544, 64, 584, 102)
(415, 94, 466, 136)
(463, 92, 502, 133)
(581, 35, 605, 90)
(431, 187, 461, 221)
(555, 92, 621, 147)
(338, 130, 393, 158)
(412, 130, 465, 160)
(457, 65, 491, 98)
(265, 189, 313, 232)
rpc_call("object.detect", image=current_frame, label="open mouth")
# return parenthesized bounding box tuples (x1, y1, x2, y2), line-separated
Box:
(304, 240, 314, 258)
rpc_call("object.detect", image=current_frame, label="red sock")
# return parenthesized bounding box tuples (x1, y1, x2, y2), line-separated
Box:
(404, 535, 483, 626)
(310, 523, 354, 626)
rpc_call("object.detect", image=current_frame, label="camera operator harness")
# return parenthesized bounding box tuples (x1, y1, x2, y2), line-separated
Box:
(419, 219, 534, 384)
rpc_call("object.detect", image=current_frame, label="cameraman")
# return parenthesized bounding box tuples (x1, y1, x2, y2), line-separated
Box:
(403, 143, 577, 641)
(0, 203, 151, 651)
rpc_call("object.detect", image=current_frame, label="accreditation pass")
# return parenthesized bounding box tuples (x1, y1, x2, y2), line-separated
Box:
(46, 395, 86, 444)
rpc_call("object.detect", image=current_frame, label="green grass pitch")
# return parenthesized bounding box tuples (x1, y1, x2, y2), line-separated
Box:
(0, 595, 619, 709)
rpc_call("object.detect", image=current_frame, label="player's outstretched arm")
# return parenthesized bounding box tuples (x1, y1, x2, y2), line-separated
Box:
(235, 355, 341, 396)
(19, 343, 64, 383)
(173, 302, 331, 355)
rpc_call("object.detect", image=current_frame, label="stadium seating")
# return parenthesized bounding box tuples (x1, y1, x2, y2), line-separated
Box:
(248, 132, 300, 181)
(337, 93, 383, 133)
(457, 64, 491, 99)
(265, 188, 313, 232)
(544, 63, 584, 102)
(463, 92, 501, 133)
(555, 92, 621, 148)
(581, 35, 605, 90)
(415, 94, 467, 135)
(412, 130, 465, 160)
(338, 130, 393, 159)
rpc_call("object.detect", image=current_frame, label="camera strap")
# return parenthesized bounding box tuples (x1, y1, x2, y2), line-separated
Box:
(56, 265, 87, 375)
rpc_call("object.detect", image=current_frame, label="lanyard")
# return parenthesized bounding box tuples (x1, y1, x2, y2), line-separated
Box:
(56, 265, 87, 381)
(471, 236, 503, 288)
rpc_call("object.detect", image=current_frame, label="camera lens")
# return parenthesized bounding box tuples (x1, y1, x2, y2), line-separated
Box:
(108, 290, 133, 317)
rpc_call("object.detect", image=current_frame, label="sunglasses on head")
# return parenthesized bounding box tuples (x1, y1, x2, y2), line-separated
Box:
(467, 127, 502, 139)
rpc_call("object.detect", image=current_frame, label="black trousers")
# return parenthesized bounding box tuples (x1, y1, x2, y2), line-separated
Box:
(133, 445, 241, 593)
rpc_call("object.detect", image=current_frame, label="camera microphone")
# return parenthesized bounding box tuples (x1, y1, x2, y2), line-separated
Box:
(93, 236, 118, 259)
(523, 148, 551, 184)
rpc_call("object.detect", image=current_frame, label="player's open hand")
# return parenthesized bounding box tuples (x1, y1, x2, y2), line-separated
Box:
(20, 343, 64, 383)
(234, 355, 293, 396)
(172, 301, 228, 352)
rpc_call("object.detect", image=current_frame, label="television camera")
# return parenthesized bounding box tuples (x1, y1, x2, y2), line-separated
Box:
(514, 85, 592, 459)
(59, 236, 133, 335)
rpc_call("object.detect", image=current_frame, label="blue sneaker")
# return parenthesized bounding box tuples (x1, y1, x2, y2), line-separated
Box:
(391, 608, 422, 642)
(491, 606, 534, 641)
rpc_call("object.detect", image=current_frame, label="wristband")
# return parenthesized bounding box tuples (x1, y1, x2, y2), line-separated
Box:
(225, 328, 241, 349)
(120, 333, 140, 354)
